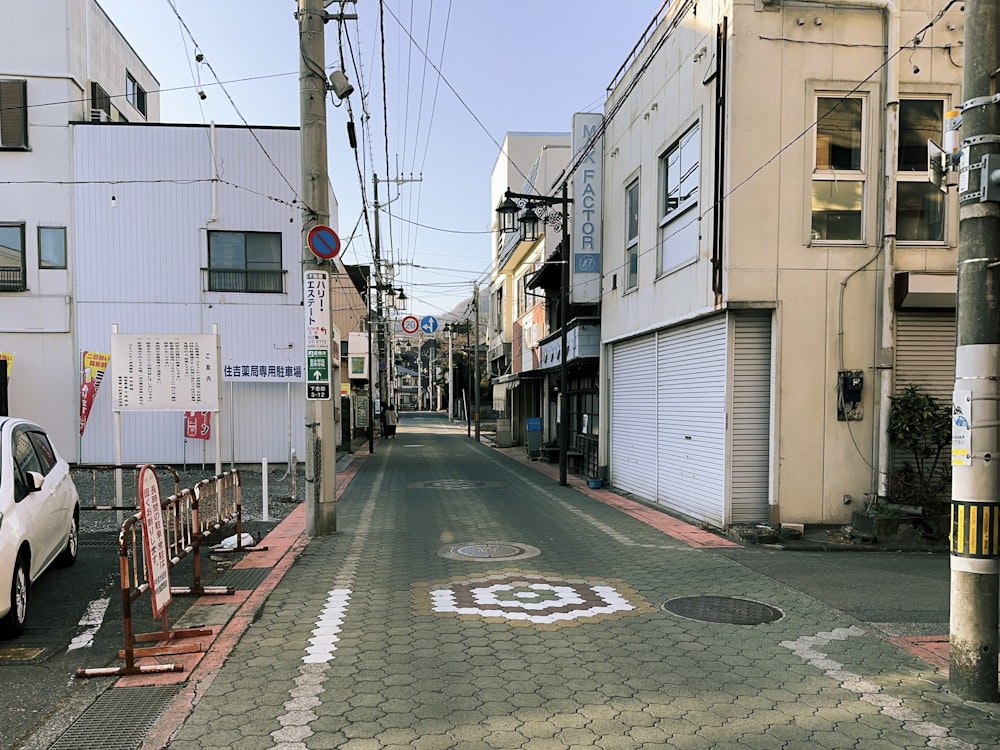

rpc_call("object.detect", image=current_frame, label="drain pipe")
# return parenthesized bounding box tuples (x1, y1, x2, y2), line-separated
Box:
(796, 0, 899, 501)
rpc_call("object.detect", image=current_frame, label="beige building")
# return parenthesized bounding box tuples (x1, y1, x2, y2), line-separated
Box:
(597, 0, 964, 527)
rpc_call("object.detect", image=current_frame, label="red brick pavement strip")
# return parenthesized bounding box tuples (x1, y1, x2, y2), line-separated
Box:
(494, 445, 741, 549)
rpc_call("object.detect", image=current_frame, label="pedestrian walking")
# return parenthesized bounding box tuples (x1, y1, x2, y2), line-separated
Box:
(384, 403, 398, 438)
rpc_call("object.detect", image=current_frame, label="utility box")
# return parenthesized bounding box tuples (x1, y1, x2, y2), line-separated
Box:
(496, 418, 512, 448)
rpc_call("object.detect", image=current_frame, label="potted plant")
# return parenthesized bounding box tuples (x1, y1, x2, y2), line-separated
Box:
(854, 384, 951, 540)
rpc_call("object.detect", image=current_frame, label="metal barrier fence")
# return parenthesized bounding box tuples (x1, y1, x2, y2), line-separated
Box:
(76, 470, 249, 678)
(71, 464, 182, 512)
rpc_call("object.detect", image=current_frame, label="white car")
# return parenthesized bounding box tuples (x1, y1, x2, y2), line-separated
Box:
(0, 417, 80, 638)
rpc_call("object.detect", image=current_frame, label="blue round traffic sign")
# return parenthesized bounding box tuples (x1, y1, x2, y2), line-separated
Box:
(420, 316, 438, 334)
(307, 225, 341, 260)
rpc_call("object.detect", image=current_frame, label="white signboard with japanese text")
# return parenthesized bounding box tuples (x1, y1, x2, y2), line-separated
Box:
(111, 333, 221, 412)
(305, 270, 332, 400)
(139, 465, 172, 618)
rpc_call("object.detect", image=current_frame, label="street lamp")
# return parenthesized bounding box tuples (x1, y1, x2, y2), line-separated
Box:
(497, 183, 572, 487)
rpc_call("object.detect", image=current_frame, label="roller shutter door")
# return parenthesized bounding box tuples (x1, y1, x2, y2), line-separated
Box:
(892, 310, 956, 474)
(895, 310, 956, 403)
(729, 312, 772, 524)
(656, 316, 727, 526)
(610, 335, 657, 498)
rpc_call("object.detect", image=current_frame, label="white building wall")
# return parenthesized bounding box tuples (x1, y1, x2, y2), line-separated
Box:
(0, 0, 158, 460)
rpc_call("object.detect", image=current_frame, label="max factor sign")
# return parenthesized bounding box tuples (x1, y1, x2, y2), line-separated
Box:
(572, 112, 604, 305)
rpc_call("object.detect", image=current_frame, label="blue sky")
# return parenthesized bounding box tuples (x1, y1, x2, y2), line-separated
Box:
(96, 0, 664, 317)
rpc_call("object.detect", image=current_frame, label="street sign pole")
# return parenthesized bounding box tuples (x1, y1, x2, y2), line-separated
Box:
(298, 0, 337, 536)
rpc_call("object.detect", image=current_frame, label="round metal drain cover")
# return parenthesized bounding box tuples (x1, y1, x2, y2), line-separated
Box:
(456, 543, 521, 558)
(440, 541, 541, 561)
(661, 595, 783, 625)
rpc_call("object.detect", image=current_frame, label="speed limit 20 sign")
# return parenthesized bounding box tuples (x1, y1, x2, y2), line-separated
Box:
(401, 315, 420, 334)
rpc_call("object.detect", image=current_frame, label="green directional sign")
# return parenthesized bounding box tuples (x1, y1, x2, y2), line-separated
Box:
(307, 349, 330, 400)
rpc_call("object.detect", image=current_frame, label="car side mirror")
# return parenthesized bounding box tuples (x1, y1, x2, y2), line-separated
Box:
(25, 471, 44, 493)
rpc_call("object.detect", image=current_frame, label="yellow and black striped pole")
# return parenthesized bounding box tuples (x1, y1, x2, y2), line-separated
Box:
(950, 0, 1000, 703)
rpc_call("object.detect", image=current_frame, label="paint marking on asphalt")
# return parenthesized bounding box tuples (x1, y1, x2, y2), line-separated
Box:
(268, 464, 382, 749)
(67, 597, 111, 651)
(781, 627, 977, 750)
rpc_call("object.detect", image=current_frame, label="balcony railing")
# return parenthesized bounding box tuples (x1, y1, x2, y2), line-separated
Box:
(205, 268, 285, 293)
(0, 266, 26, 292)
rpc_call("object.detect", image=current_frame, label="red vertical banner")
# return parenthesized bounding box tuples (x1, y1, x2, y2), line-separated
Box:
(184, 411, 212, 440)
(80, 351, 110, 435)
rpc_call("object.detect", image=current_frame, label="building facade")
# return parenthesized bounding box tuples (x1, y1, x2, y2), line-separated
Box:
(2, 0, 362, 465)
(598, 0, 963, 526)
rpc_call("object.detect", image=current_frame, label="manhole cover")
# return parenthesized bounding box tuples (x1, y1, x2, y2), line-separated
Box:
(661, 595, 783, 625)
(440, 541, 541, 561)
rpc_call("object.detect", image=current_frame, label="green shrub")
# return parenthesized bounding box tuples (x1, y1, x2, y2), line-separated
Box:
(887, 384, 951, 514)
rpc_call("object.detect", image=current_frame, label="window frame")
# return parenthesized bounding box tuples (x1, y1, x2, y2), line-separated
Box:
(0, 79, 28, 150)
(38, 226, 67, 270)
(624, 177, 640, 292)
(126, 71, 147, 117)
(206, 230, 285, 294)
(896, 96, 947, 245)
(809, 90, 869, 245)
(0, 222, 27, 292)
(657, 121, 701, 276)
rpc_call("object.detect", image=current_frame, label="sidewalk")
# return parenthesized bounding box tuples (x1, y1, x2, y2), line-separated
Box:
(44, 425, 998, 749)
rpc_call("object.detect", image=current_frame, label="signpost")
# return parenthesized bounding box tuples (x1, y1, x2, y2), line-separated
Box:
(305, 270, 332, 400)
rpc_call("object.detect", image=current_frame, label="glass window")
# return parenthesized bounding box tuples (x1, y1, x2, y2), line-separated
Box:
(896, 98, 946, 242)
(126, 72, 147, 117)
(0, 79, 28, 149)
(0, 223, 26, 291)
(38, 227, 67, 269)
(815, 98, 862, 170)
(27, 431, 57, 474)
(658, 124, 701, 273)
(625, 179, 639, 291)
(812, 96, 865, 242)
(661, 125, 700, 219)
(208, 231, 283, 293)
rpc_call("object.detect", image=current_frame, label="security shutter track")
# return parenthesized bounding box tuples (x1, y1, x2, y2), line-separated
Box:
(893, 309, 956, 474)
(656, 316, 728, 527)
(610, 335, 658, 498)
(729, 312, 772, 525)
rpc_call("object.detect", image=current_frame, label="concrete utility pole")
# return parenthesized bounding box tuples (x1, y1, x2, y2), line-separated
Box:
(950, 0, 1000, 702)
(297, 0, 339, 536)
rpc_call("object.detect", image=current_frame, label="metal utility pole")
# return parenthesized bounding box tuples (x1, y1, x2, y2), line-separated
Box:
(447, 326, 454, 419)
(297, 0, 342, 536)
(950, 0, 1000, 702)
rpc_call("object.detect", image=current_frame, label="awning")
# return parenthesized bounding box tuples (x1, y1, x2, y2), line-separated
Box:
(894, 272, 956, 309)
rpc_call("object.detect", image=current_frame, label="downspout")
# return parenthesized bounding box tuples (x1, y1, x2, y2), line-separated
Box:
(797, 0, 899, 501)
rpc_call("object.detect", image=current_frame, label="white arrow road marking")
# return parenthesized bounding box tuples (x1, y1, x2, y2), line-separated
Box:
(67, 598, 111, 650)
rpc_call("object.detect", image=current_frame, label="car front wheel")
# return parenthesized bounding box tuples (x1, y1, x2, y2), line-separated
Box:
(1, 553, 28, 639)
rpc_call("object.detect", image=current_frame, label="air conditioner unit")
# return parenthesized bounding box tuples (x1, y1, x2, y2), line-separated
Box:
(91, 109, 110, 123)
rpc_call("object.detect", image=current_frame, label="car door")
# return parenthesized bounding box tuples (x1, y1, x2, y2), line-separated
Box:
(11, 427, 62, 578)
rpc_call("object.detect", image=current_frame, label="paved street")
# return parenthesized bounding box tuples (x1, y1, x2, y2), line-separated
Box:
(29, 414, 1000, 749)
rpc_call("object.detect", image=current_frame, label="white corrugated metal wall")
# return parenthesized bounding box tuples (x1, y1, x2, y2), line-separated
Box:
(73, 123, 308, 464)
